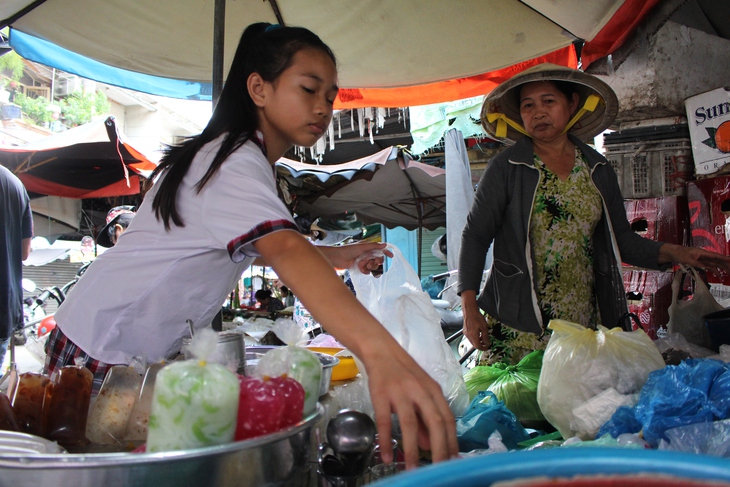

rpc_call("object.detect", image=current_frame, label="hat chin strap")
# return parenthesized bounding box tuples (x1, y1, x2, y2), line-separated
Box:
(486, 112, 529, 138)
(560, 94, 601, 135)
(488, 94, 602, 139)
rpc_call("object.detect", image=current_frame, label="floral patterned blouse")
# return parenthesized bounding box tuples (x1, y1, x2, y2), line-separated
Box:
(530, 148, 603, 329)
(475, 148, 605, 367)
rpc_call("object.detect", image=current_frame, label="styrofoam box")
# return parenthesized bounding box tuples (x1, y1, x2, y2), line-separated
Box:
(684, 86, 730, 175)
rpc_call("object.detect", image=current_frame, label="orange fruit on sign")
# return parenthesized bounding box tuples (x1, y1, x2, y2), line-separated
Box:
(715, 120, 730, 153)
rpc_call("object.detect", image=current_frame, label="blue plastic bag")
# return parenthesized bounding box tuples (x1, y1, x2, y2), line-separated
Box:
(599, 358, 730, 447)
(456, 391, 530, 452)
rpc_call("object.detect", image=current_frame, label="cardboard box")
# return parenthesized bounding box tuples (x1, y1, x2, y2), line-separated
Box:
(623, 270, 674, 340)
(623, 196, 689, 247)
(686, 175, 730, 300)
(684, 86, 730, 176)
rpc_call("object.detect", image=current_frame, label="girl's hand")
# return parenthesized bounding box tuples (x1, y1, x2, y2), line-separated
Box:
(362, 344, 459, 469)
(318, 242, 392, 274)
(461, 291, 490, 350)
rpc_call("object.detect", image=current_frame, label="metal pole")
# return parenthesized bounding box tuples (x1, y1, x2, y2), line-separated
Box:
(212, 0, 225, 107)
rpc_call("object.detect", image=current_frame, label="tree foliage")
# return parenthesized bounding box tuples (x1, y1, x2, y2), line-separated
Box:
(59, 91, 110, 127)
(0, 51, 25, 82)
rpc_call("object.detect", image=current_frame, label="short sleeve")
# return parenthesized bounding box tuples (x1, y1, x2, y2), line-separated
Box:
(200, 143, 299, 262)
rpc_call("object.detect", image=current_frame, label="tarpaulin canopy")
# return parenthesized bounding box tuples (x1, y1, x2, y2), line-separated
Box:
(276, 146, 446, 230)
(0, 116, 157, 199)
(0, 0, 661, 108)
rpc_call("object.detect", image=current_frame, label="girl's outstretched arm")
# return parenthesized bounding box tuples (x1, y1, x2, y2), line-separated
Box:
(253, 230, 459, 468)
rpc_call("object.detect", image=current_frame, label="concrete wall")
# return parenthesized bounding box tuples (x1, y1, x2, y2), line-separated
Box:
(595, 21, 730, 125)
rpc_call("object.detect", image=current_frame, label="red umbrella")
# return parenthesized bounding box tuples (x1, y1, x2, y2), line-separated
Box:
(0, 116, 157, 198)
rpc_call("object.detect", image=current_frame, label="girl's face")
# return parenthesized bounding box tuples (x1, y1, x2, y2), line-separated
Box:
(256, 47, 338, 159)
(519, 81, 579, 144)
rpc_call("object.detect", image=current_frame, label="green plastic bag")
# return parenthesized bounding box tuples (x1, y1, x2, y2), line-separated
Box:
(464, 350, 544, 424)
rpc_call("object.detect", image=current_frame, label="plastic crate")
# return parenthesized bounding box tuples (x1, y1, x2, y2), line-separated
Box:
(604, 137, 694, 198)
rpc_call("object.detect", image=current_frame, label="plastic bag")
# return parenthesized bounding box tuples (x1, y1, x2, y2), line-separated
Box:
(146, 328, 240, 452)
(86, 361, 143, 445)
(654, 332, 715, 365)
(599, 358, 730, 447)
(667, 267, 723, 350)
(349, 244, 469, 416)
(464, 350, 544, 424)
(537, 319, 665, 440)
(256, 318, 322, 415)
(659, 418, 730, 457)
(455, 391, 530, 451)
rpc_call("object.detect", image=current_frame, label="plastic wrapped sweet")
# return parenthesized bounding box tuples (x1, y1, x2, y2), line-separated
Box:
(86, 364, 143, 445)
(124, 362, 165, 442)
(11, 372, 52, 437)
(146, 328, 239, 452)
(45, 359, 93, 449)
(234, 375, 304, 440)
(256, 319, 322, 415)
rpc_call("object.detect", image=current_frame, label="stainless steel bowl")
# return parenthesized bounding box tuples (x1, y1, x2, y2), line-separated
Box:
(0, 404, 323, 487)
(246, 346, 339, 397)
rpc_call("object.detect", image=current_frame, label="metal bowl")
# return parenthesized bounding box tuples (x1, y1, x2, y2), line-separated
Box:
(0, 404, 323, 487)
(246, 345, 339, 397)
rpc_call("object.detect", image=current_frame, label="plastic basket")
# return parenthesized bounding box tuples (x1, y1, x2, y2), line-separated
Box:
(604, 138, 694, 198)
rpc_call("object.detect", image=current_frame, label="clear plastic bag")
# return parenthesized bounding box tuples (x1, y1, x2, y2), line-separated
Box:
(146, 328, 239, 452)
(667, 267, 723, 349)
(256, 318, 322, 416)
(537, 319, 665, 440)
(659, 418, 730, 457)
(349, 244, 469, 416)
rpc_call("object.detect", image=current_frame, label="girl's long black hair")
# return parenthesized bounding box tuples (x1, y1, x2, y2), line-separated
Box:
(151, 23, 336, 230)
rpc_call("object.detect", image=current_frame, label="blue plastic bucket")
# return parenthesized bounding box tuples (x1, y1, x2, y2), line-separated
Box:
(369, 448, 730, 486)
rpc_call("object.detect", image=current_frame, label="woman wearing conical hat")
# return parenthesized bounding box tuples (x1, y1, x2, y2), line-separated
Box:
(457, 64, 730, 365)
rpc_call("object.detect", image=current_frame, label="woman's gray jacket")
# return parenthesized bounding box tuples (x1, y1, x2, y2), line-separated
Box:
(456, 134, 667, 334)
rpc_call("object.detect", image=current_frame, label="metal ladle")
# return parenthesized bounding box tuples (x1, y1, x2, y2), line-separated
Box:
(327, 409, 376, 454)
(326, 410, 376, 476)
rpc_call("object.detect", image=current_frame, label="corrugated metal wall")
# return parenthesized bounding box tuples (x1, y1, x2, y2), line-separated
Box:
(22, 258, 84, 314)
(420, 228, 447, 278)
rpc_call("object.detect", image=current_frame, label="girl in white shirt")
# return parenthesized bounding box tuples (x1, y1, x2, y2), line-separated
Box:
(45, 22, 457, 467)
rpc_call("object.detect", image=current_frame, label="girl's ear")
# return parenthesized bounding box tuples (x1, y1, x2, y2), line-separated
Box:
(248, 72, 267, 108)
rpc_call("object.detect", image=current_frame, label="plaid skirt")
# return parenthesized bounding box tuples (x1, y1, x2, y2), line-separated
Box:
(43, 327, 118, 395)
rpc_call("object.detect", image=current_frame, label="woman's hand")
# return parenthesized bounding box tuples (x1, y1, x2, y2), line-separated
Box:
(659, 243, 730, 276)
(318, 241, 392, 274)
(461, 290, 490, 351)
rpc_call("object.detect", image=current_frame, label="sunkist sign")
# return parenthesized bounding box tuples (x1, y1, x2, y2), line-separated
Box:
(685, 86, 730, 175)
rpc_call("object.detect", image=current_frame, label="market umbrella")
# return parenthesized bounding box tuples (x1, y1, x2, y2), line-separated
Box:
(277, 146, 445, 272)
(277, 147, 445, 231)
(1, 0, 661, 108)
(0, 116, 157, 199)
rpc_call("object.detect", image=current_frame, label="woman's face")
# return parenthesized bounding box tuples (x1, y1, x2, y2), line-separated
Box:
(519, 81, 579, 143)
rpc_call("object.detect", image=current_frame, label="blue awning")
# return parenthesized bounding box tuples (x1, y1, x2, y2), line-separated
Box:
(9, 29, 212, 101)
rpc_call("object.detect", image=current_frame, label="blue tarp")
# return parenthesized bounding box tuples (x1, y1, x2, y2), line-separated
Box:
(10, 29, 212, 100)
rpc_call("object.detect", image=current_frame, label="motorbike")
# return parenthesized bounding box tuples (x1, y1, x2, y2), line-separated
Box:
(15, 262, 91, 348)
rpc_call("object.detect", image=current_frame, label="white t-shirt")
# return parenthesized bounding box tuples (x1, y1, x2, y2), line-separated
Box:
(56, 137, 298, 364)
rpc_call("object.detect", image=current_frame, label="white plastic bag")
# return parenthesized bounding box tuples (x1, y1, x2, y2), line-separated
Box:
(536, 319, 665, 440)
(667, 266, 723, 349)
(349, 244, 469, 416)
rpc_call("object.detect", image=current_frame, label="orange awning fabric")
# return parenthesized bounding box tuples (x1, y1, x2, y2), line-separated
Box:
(335, 45, 578, 110)
(17, 173, 141, 199)
(581, 0, 664, 69)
